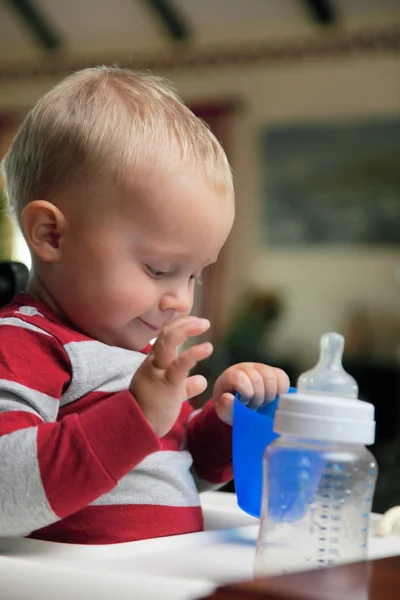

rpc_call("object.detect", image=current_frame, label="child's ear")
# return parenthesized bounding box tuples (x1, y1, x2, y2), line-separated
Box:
(22, 200, 67, 263)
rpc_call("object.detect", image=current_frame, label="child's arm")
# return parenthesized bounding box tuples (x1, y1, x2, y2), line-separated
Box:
(0, 314, 212, 537)
(185, 400, 233, 489)
(0, 321, 161, 537)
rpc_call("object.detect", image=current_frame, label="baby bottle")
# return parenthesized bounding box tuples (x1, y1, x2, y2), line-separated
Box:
(254, 332, 377, 576)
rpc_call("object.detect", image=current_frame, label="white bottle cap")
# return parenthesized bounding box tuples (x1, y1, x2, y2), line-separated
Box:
(275, 332, 376, 445)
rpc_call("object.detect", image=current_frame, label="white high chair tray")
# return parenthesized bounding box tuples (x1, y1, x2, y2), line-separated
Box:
(0, 492, 399, 600)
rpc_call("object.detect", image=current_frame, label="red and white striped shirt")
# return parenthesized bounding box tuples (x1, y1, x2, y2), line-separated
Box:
(0, 294, 232, 544)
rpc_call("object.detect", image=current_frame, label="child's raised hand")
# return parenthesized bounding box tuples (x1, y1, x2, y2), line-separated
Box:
(212, 363, 290, 425)
(130, 317, 213, 437)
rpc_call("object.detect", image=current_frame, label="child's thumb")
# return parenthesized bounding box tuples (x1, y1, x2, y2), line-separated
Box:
(185, 374, 208, 399)
(214, 392, 235, 425)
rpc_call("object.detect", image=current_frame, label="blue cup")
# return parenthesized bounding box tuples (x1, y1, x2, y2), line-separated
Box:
(232, 387, 297, 518)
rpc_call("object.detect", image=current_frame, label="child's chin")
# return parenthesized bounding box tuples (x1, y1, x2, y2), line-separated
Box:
(126, 335, 153, 352)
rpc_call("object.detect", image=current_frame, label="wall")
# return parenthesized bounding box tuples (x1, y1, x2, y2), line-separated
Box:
(1, 52, 399, 367)
(171, 55, 400, 367)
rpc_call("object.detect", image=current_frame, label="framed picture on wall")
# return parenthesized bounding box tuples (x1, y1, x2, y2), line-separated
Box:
(262, 117, 400, 247)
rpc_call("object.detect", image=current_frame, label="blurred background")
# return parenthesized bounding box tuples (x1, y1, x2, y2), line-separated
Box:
(0, 0, 399, 510)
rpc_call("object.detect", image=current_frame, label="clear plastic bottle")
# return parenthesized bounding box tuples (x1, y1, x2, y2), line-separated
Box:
(254, 332, 378, 576)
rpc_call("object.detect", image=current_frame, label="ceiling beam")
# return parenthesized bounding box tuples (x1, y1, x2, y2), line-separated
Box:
(303, 0, 336, 26)
(142, 0, 190, 41)
(3, 0, 61, 51)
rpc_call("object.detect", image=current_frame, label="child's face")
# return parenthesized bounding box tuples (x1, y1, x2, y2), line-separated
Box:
(51, 166, 234, 351)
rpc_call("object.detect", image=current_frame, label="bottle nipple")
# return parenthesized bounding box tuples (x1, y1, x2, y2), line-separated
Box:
(297, 332, 358, 399)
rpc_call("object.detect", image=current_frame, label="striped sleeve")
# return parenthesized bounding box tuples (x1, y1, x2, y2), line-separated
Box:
(185, 400, 233, 489)
(0, 316, 160, 537)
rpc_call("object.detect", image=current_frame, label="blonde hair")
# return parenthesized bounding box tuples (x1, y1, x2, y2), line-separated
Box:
(2, 66, 233, 228)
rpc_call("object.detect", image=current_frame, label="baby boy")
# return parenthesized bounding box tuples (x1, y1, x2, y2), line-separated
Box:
(0, 67, 289, 544)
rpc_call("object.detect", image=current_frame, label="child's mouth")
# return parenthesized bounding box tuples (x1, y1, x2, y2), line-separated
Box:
(138, 318, 162, 332)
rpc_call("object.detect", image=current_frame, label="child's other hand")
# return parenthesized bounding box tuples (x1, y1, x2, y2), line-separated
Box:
(212, 363, 290, 425)
(130, 317, 213, 437)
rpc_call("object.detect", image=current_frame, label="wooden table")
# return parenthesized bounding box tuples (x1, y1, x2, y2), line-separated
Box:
(204, 555, 400, 600)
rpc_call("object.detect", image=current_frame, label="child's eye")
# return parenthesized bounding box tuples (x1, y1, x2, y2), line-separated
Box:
(146, 266, 167, 279)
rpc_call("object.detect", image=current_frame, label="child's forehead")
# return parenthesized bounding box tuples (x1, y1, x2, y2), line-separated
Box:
(124, 203, 231, 260)
(112, 171, 234, 264)
(119, 164, 234, 225)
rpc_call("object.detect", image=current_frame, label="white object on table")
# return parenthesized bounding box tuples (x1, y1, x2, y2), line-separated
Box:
(0, 492, 399, 600)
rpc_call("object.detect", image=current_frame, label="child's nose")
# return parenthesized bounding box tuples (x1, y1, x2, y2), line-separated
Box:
(160, 288, 193, 314)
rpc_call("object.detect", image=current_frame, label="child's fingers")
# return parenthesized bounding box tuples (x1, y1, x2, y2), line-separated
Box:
(276, 368, 291, 394)
(227, 369, 255, 406)
(255, 364, 290, 401)
(214, 392, 235, 425)
(240, 366, 266, 410)
(151, 318, 210, 370)
(237, 364, 290, 404)
(226, 364, 274, 409)
(221, 366, 262, 408)
(186, 374, 208, 399)
(214, 364, 290, 409)
(166, 341, 213, 385)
